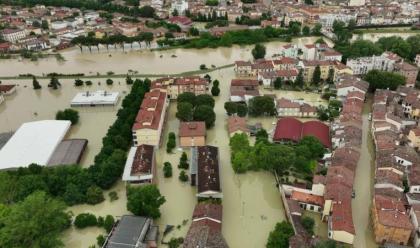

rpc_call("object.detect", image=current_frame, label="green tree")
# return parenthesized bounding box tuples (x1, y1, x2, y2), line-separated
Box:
(97, 235, 106, 247)
(211, 84, 220, 96)
(266, 221, 294, 248)
(56, 108, 79, 125)
(106, 78, 114, 85)
(364, 69, 405, 92)
(179, 170, 189, 182)
(312, 23, 322, 36)
(248, 96, 276, 116)
(85, 185, 105, 205)
(103, 215, 115, 232)
(327, 68, 335, 84)
(166, 132, 176, 153)
(224, 101, 238, 116)
(237, 103, 248, 117)
(48, 76, 61, 89)
(302, 26, 310, 36)
(176, 102, 194, 121)
(288, 22, 301, 36)
(74, 78, 84, 86)
(312, 65, 321, 85)
(178, 152, 189, 169)
(74, 213, 98, 228)
(274, 77, 282, 89)
(301, 216, 315, 235)
(252, 43, 266, 60)
(294, 69, 304, 88)
(138, 5, 155, 18)
(255, 128, 269, 144)
(126, 185, 166, 219)
(126, 75, 134, 85)
(0, 191, 71, 248)
(177, 92, 196, 106)
(195, 94, 215, 108)
(193, 105, 216, 128)
(32, 76, 41, 89)
(163, 162, 173, 178)
(41, 20, 49, 30)
(314, 240, 339, 248)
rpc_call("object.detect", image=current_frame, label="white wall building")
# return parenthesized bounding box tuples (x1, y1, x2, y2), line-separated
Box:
(1, 29, 26, 43)
(171, 0, 188, 15)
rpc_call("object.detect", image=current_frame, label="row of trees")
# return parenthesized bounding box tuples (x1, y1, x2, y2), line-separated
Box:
(0, 79, 150, 209)
(176, 92, 216, 128)
(74, 213, 115, 233)
(71, 33, 154, 52)
(337, 35, 420, 62)
(364, 69, 405, 92)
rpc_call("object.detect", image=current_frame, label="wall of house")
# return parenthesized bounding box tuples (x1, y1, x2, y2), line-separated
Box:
(372, 205, 411, 245)
(134, 129, 159, 146)
(329, 230, 355, 244)
(180, 136, 206, 147)
(408, 131, 420, 149)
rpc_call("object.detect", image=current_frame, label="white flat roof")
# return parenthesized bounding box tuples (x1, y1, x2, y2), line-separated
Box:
(71, 90, 119, 106)
(0, 120, 71, 170)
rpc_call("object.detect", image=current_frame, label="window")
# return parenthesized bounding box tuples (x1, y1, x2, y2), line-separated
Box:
(310, 205, 314, 211)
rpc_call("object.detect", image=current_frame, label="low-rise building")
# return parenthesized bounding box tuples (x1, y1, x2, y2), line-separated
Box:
(408, 128, 420, 149)
(191, 146, 222, 198)
(227, 116, 249, 137)
(394, 61, 419, 88)
(102, 215, 158, 248)
(179, 121, 206, 147)
(230, 79, 259, 102)
(132, 90, 168, 147)
(372, 194, 413, 246)
(151, 77, 208, 100)
(122, 145, 156, 184)
(1, 29, 26, 43)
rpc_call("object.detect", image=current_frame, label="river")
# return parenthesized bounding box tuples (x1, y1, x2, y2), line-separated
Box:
(0, 37, 325, 77)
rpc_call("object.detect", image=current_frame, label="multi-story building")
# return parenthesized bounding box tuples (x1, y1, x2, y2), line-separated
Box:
(301, 60, 336, 83)
(132, 89, 168, 147)
(279, 44, 299, 59)
(151, 76, 208, 99)
(1, 29, 26, 43)
(372, 194, 413, 246)
(394, 61, 419, 87)
(171, 0, 188, 15)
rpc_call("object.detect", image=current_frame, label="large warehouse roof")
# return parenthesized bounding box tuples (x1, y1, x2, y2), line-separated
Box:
(0, 120, 71, 170)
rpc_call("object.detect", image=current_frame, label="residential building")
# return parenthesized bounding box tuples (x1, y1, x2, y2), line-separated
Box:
(183, 203, 228, 248)
(273, 117, 331, 148)
(410, 204, 420, 248)
(230, 79, 259, 102)
(122, 145, 156, 184)
(151, 77, 208, 99)
(328, 201, 355, 244)
(408, 128, 420, 149)
(171, 0, 189, 15)
(276, 98, 317, 118)
(291, 190, 324, 213)
(102, 215, 158, 248)
(279, 44, 299, 58)
(132, 89, 168, 147)
(190, 146, 222, 198)
(301, 60, 336, 83)
(227, 116, 249, 137)
(394, 61, 419, 87)
(234, 61, 252, 77)
(372, 194, 413, 246)
(179, 121, 206, 147)
(1, 29, 26, 42)
(0, 84, 16, 95)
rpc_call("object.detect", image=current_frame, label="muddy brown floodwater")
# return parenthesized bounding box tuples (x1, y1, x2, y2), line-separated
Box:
(0, 37, 328, 77)
(351, 99, 377, 248)
(0, 38, 336, 248)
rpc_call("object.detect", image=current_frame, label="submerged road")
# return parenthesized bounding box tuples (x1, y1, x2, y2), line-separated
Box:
(351, 99, 377, 248)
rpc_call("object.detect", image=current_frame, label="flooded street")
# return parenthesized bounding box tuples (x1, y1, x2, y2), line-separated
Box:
(352, 32, 418, 42)
(0, 37, 324, 77)
(351, 99, 377, 248)
(0, 36, 375, 247)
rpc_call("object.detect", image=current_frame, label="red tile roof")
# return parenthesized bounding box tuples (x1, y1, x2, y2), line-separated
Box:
(168, 16, 192, 26)
(374, 194, 412, 230)
(131, 145, 154, 175)
(227, 116, 249, 134)
(291, 190, 324, 207)
(132, 89, 166, 130)
(197, 146, 221, 195)
(179, 122, 206, 137)
(231, 79, 259, 87)
(330, 200, 355, 234)
(192, 203, 222, 223)
(0, 84, 16, 93)
(273, 118, 331, 148)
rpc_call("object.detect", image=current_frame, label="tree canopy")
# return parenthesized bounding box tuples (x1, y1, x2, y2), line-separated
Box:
(0, 191, 71, 248)
(252, 43, 266, 60)
(364, 69, 406, 92)
(126, 185, 166, 219)
(266, 221, 294, 248)
(56, 108, 79, 125)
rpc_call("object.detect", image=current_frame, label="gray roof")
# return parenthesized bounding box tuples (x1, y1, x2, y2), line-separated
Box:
(47, 139, 88, 166)
(105, 215, 150, 248)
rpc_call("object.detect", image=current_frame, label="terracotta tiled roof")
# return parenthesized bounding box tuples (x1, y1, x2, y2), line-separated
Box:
(374, 194, 412, 230)
(227, 116, 249, 134)
(131, 145, 154, 175)
(330, 200, 355, 234)
(179, 122, 206, 137)
(132, 89, 166, 130)
(277, 98, 300, 109)
(291, 190, 324, 207)
(192, 203, 222, 223)
(197, 146, 221, 194)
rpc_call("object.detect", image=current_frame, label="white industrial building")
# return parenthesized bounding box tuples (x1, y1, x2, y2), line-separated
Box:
(0, 120, 71, 170)
(71, 90, 119, 107)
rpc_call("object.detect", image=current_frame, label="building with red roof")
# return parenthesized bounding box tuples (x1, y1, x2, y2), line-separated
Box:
(132, 89, 168, 147)
(179, 121, 206, 147)
(273, 118, 331, 148)
(328, 200, 355, 244)
(122, 144, 156, 184)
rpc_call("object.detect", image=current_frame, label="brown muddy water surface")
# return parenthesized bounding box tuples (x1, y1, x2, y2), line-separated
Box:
(0, 37, 375, 248)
